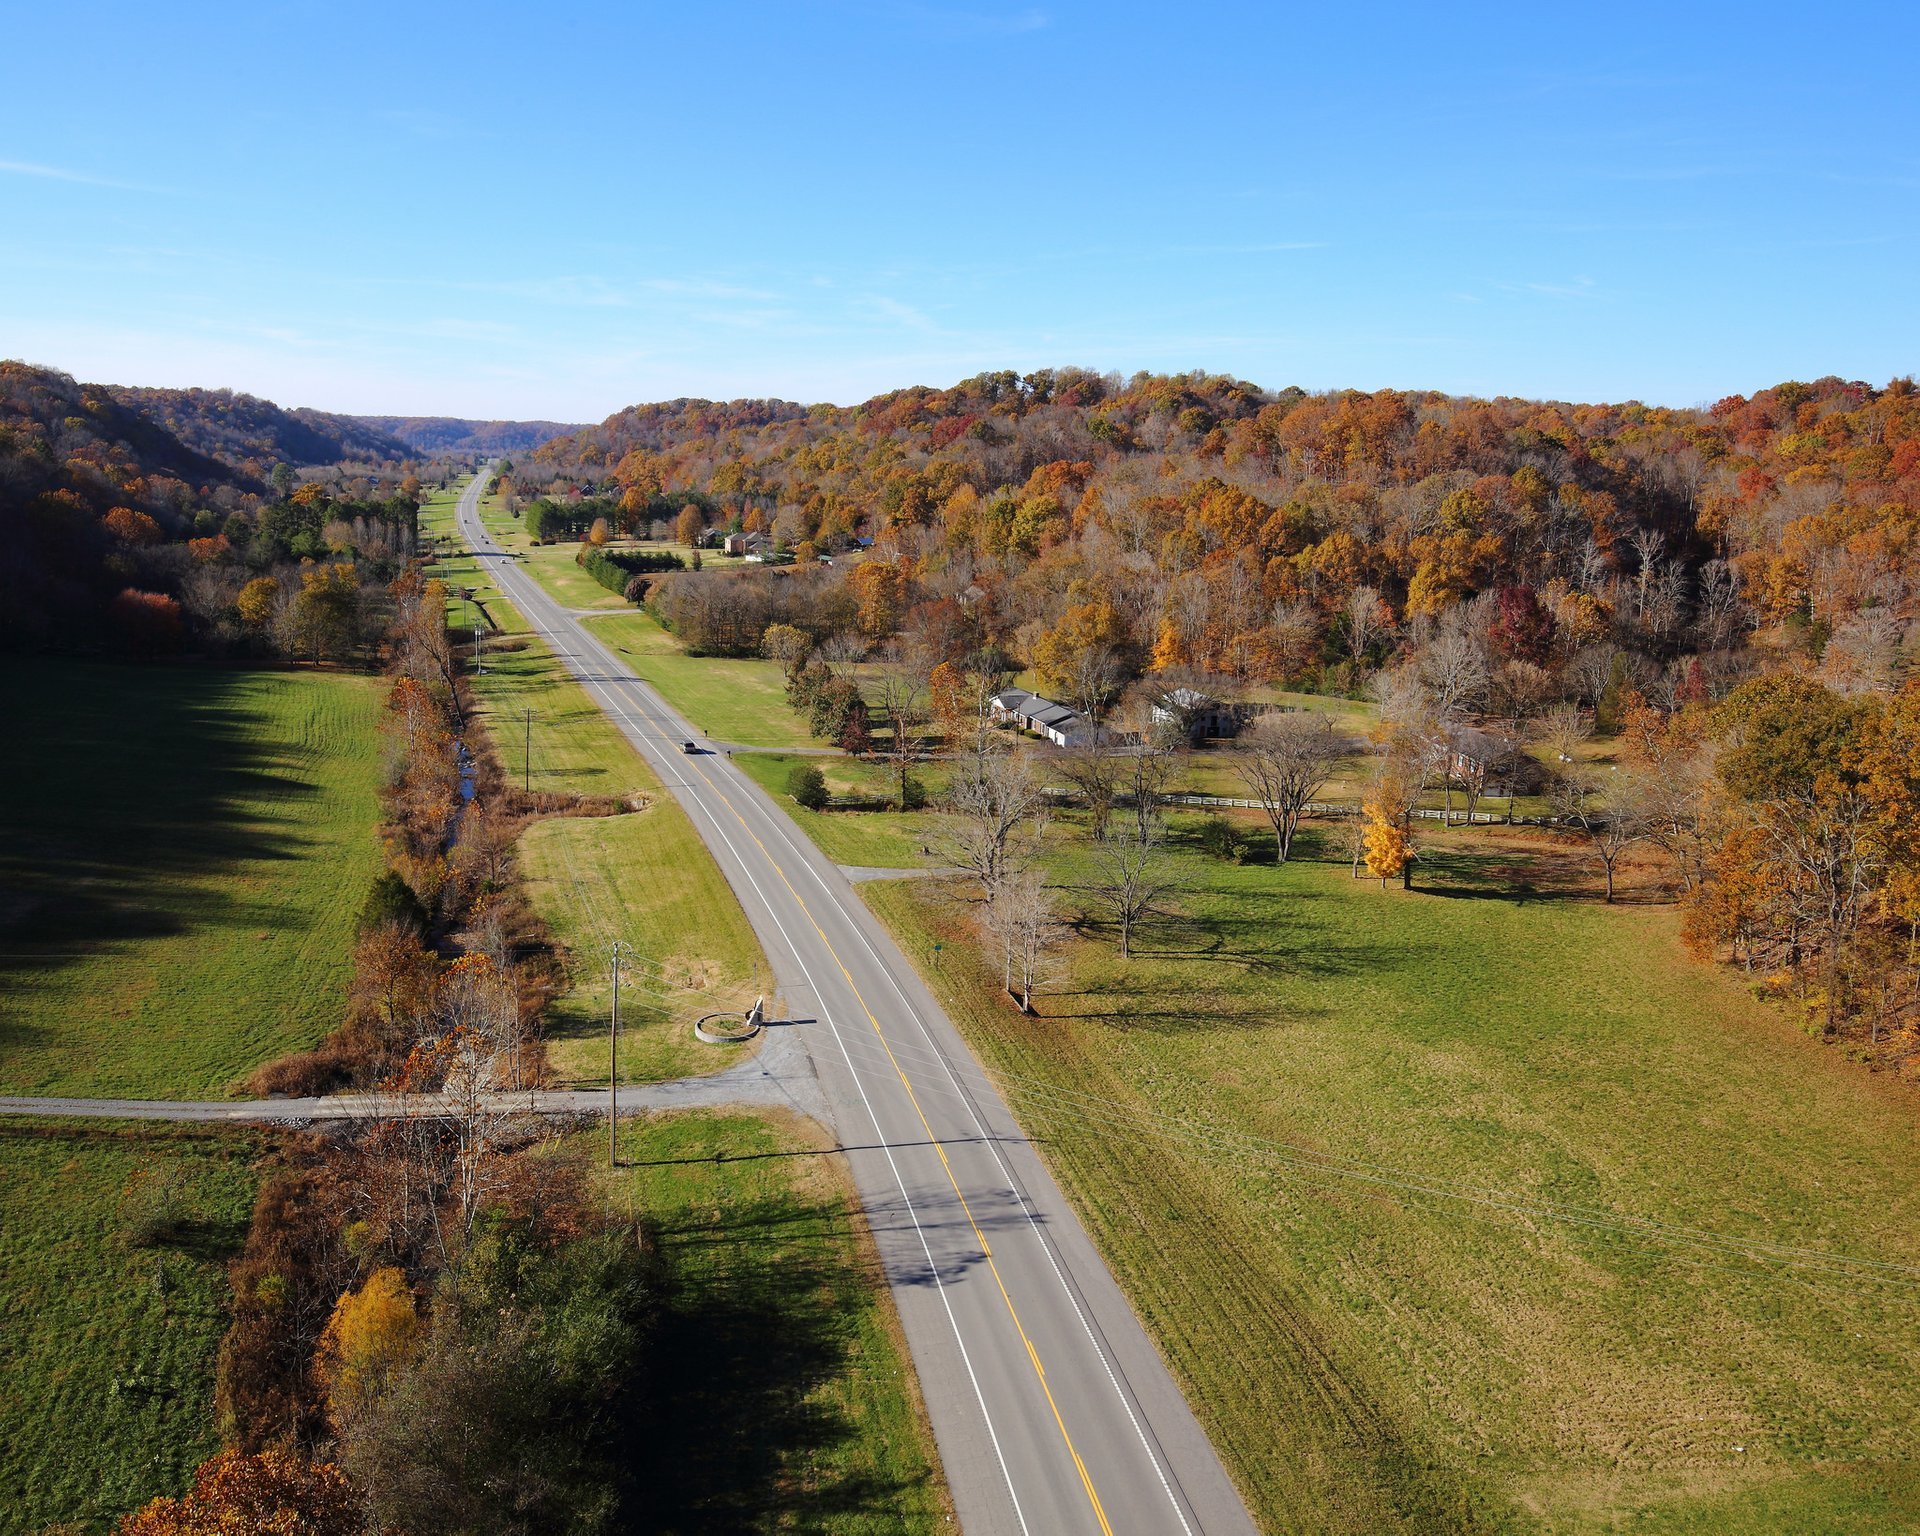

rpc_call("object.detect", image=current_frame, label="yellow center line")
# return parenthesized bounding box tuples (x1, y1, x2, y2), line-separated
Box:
(609, 667, 1115, 1535)
(470, 506, 1115, 1533)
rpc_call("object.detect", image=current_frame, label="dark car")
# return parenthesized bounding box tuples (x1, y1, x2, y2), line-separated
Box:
(681, 740, 697, 754)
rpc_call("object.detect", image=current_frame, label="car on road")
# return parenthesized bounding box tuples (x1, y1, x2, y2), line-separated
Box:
(681, 740, 698, 754)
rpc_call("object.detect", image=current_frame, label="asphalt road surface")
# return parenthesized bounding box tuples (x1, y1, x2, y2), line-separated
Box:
(454, 475, 1259, 1536)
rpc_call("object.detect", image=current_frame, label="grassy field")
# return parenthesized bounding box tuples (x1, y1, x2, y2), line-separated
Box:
(462, 486, 704, 612)
(860, 818, 1920, 1535)
(523, 813, 763, 1084)
(599, 1109, 951, 1533)
(734, 752, 937, 868)
(0, 1121, 262, 1533)
(0, 660, 384, 1099)
(429, 485, 855, 751)
(421, 483, 773, 1085)
(585, 610, 824, 749)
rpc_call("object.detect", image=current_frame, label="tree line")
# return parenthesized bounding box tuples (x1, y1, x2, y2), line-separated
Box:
(0, 360, 454, 646)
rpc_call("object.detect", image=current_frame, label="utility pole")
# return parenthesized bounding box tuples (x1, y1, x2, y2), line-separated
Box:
(608, 940, 632, 1168)
(523, 707, 532, 793)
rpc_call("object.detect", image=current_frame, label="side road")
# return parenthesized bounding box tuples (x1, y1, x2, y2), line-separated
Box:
(0, 1010, 824, 1124)
(454, 471, 1260, 1536)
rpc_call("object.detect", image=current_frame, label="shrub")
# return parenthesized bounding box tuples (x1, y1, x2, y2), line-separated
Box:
(315, 1267, 423, 1427)
(336, 1219, 660, 1536)
(1194, 813, 1250, 863)
(216, 1161, 356, 1449)
(357, 871, 427, 934)
(115, 1450, 361, 1536)
(788, 764, 829, 811)
(110, 589, 186, 653)
(118, 1158, 199, 1248)
(900, 774, 928, 810)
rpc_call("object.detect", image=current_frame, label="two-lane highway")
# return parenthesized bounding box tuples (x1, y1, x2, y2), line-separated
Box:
(453, 473, 1259, 1536)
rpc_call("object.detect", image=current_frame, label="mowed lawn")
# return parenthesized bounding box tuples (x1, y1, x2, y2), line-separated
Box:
(0, 1121, 262, 1534)
(0, 661, 383, 1098)
(864, 821, 1920, 1535)
(470, 485, 700, 612)
(586, 610, 822, 749)
(598, 1109, 950, 1534)
(422, 487, 775, 1085)
(734, 751, 938, 869)
(523, 813, 762, 1085)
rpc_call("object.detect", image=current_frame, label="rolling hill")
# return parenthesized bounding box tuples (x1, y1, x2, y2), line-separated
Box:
(350, 415, 585, 454)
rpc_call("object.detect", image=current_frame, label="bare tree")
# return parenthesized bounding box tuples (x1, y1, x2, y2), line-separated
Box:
(1055, 738, 1124, 841)
(1553, 765, 1650, 903)
(1488, 659, 1554, 730)
(940, 747, 1050, 908)
(1536, 702, 1592, 768)
(1084, 830, 1181, 959)
(1064, 644, 1121, 722)
(429, 957, 529, 1258)
(871, 642, 932, 809)
(986, 866, 1066, 1012)
(1821, 610, 1905, 695)
(1234, 711, 1342, 861)
(1122, 743, 1182, 843)
(817, 630, 869, 673)
(1416, 618, 1489, 721)
(1695, 558, 1745, 650)
(1344, 585, 1386, 670)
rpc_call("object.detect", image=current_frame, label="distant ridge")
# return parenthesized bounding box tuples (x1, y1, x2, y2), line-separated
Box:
(351, 416, 587, 454)
(108, 385, 413, 468)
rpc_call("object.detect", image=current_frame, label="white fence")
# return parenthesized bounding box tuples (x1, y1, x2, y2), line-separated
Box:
(1043, 786, 1567, 829)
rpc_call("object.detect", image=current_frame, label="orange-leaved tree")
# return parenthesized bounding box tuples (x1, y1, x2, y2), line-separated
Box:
(115, 1449, 360, 1536)
(1361, 801, 1410, 889)
(314, 1266, 422, 1429)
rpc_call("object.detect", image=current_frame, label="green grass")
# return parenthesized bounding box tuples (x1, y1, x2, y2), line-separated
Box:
(598, 1109, 950, 1533)
(423, 481, 775, 1086)
(863, 819, 1920, 1535)
(0, 1121, 262, 1534)
(467, 487, 703, 612)
(523, 813, 763, 1085)
(0, 660, 384, 1098)
(428, 487, 836, 751)
(585, 610, 824, 749)
(733, 752, 938, 868)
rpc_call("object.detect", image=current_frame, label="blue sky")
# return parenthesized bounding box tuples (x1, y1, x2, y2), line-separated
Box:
(2, 2, 1915, 420)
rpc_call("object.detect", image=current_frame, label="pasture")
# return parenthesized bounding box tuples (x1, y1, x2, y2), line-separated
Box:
(586, 609, 824, 749)
(864, 820, 1920, 1534)
(0, 1121, 261, 1533)
(0, 660, 384, 1098)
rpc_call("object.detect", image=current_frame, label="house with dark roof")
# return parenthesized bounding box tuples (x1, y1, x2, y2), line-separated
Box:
(985, 690, 1143, 750)
(989, 687, 1098, 747)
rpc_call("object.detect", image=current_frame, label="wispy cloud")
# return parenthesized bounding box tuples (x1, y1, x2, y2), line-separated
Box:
(461, 275, 632, 307)
(642, 276, 780, 301)
(0, 157, 160, 192)
(1495, 276, 1601, 300)
(862, 295, 939, 331)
